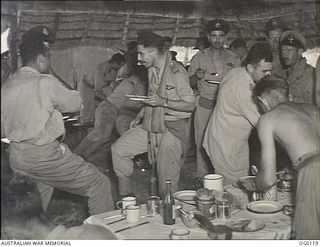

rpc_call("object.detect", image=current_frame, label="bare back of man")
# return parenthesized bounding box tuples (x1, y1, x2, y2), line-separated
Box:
(264, 102, 319, 163)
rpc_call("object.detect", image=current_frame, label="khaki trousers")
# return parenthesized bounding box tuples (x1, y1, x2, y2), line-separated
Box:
(111, 125, 182, 199)
(9, 140, 114, 215)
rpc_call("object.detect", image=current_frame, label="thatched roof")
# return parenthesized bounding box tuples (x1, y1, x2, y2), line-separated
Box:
(1, 0, 319, 50)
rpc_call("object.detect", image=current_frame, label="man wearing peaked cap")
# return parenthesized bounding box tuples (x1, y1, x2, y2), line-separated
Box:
(280, 30, 315, 104)
(2, 26, 115, 215)
(137, 30, 164, 50)
(188, 18, 240, 179)
(22, 25, 55, 48)
(206, 19, 230, 35)
(265, 19, 287, 77)
(112, 29, 195, 198)
(280, 30, 307, 51)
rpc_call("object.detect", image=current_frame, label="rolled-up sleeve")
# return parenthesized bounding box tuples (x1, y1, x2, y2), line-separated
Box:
(174, 71, 196, 103)
(49, 77, 82, 113)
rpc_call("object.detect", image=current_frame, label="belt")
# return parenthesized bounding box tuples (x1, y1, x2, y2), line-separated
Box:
(198, 96, 216, 109)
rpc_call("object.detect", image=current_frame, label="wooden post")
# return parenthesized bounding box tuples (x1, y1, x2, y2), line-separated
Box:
(10, 4, 18, 72)
(82, 13, 90, 44)
(53, 13, 60, 40)
(122, 14, 131, 46)
(172, 17, 180, 45)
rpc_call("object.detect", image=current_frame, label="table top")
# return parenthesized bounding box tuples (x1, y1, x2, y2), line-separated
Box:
(84, 187, 293, 240)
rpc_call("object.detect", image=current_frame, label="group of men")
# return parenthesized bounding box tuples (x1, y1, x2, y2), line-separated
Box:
(1, 16, 319, 240)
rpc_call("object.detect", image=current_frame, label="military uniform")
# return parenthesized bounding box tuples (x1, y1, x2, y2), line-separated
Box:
(74, 74, 147, 159)
(280, 31, 316, 104)
(1, 26, 114, 215)
(265, 19, 287, 78)
(112, 55, 195, 198)
(188, 19, 240, 177)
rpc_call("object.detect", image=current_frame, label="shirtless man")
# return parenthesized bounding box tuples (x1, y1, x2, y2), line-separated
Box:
(253, 75, 319, 240)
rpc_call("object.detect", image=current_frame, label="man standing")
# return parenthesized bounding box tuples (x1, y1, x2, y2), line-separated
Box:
(1, 26, 114, 214)
(188, 19, 240, 178)
(265, 19, 287, 77)
(203, 42, 273, 184)
(111, 31, 195, 198)
(253, 75, 319, 240)
(280, 30, 316, 104)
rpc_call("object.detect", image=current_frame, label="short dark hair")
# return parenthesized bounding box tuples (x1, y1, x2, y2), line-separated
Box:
(110, 53, 125, 65)
(254, 75, 289, 98)
(1, 174, 45, 225)
(19, 39, 49, 66)
(244, 42, 273, 66)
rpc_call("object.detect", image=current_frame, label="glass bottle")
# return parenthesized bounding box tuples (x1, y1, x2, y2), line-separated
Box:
(163, 180, 175, 225)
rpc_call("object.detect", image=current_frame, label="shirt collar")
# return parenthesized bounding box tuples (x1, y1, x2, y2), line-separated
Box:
(20, 66, 41, 74)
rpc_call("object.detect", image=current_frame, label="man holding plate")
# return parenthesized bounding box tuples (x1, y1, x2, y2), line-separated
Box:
(112, 31, 196, 199)
(188, 19, 240, 178)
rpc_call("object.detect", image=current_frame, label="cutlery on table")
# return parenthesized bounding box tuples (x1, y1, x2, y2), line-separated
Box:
(115, 221, 149, 233)
(107, 217, 126, 225)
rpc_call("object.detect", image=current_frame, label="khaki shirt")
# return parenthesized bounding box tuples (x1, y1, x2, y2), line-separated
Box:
(286, 58, 315, 104)
(149, 60, 195, 121)
(1, 67, 82, 145)
(188, 48, 240, 100)
(107, 75, 147, 111)
(94, 60, 118, 96)
(203, 67, 260, 180)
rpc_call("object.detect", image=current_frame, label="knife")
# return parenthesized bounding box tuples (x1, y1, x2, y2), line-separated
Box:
(114, 221, 149, 233)
(107, 217, 125, 225)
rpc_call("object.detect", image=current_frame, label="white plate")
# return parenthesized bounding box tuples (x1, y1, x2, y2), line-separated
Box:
(207, 80, 221, 84)
(173, 190, 197, 204)
(125, 95, 148, 99)
(247, 200, 283, 214)
(226, 218, 265, 232)
(65, 118, 78, 121)
(128, 98, 147, 101)
(1, 138, 10, 144)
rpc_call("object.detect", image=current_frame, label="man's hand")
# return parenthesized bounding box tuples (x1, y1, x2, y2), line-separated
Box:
(130, 118, 141, 129)
(143, 94, 165, 107)
(241, 178, 256, 192)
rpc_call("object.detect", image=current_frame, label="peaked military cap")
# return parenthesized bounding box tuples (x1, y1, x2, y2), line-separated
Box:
(137, 30, 164, 47)
(280, 30, 307, 51)
(21, 25, 54, 48)
(207, 19, 229, 34)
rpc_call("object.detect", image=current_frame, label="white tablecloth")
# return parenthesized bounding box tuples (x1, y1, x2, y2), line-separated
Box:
(84, 188, 293, 240)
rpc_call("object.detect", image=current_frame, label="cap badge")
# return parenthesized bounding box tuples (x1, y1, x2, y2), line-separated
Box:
(288, 35, 295, 44)
(216, 22, 221, 28)
(42, 27, 49, 36)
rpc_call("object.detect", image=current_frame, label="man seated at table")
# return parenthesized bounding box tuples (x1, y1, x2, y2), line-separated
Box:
(111, 31, 195, 199)
(252, 75, 319, 240)
(74, 62, 148, 160)
(1, 173, 117, 240)
(1, 25, 114, 215)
